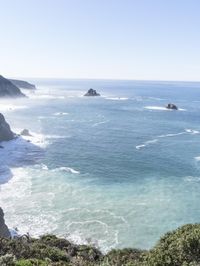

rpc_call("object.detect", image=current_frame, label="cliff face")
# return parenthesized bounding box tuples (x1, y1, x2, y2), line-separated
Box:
(0, 75, 25, 97)
(0, 113, 15, 141)
(0, 208, 10, 238)
(9, 79, 36, 90)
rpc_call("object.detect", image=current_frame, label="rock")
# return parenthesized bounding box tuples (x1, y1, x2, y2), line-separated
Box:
(0, 75, 25, 97)
(166, 103, 178, 110)
(20, 129, 32, 136)
(0, 208, 10, 238)
(0, 114, 15, 141)
(84, 88, 100, 96)
(9, 79, 36, 90)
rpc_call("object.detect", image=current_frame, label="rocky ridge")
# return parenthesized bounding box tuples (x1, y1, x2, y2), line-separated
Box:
(0, 75, 25, 97)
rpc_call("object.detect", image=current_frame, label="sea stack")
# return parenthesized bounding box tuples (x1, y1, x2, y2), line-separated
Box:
(0, 113, 15, 141)
(166, 103, 178, 110)
(84, 88, 100, 96)
(0, 75, 25, 97)
(0, 208, 10, 238)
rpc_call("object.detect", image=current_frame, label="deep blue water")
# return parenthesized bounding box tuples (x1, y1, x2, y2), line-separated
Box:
(1, 79, 200, 252)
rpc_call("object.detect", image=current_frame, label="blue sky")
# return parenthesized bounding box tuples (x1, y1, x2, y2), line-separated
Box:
(1, 0, 200, 81)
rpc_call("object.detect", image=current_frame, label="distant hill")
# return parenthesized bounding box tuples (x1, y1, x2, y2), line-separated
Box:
(0, 75, 25, 97)
(9, 79, 36, 90)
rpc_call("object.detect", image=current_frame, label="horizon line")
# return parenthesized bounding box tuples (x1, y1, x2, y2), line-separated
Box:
(7, 76, 200, 83)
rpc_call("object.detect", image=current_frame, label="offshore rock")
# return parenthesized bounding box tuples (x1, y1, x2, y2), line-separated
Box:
(20, 129, 32, 136)
(84, 88, 100, 96)
(166, 103, 178, 110)
(0, 208, 10, 238)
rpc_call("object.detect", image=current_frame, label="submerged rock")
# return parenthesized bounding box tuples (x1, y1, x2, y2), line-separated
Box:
(166, 103, 178, 110)
(0, 208, 10, 238)
(9, 79, 36, 90)
(0, 75, 25, 97)
(0, 113, 15, 141)
(20, 129, 32, 136)
(84, 88, 100, 96)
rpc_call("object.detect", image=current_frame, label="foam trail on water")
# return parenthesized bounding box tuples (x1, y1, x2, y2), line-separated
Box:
(136, 139, 158, 150)
(136, 129, 200, 150)
(92, 120, 109, 127)
(52, 167, 80, 174)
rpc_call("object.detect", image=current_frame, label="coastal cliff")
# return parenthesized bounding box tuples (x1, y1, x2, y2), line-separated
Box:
(0, 208, 10, 238)
(0, 113, 15, 141)
(0, 75, 25, 97)
(9, 79, 36, 90)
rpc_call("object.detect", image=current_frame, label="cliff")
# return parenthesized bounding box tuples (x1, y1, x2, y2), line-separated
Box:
(0, 208, 10, 238)
(9, 79, 36, 90)
(0, 75, 25, 97)
(0, 113, 15, 141)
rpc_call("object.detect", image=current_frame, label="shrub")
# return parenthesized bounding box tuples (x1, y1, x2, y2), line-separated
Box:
(144, 224, 200, 266)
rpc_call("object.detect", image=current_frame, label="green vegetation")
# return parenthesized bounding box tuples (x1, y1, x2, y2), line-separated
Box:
(1, 224, 200, 265)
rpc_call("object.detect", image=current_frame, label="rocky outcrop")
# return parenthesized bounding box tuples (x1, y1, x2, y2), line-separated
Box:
(84, 88, 100, 96)
(166, 103, 178, 110)
(0, 114, 15, 141)
(9, 79, 36, 90)
(0, 208, 10, 238)
(0, 75, 25, 97)
(20, 129, 32, 136)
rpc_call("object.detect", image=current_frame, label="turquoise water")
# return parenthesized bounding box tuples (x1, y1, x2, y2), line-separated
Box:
(1, 79, 200, 252)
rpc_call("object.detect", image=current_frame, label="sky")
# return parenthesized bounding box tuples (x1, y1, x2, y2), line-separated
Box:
(0, 0, 200, 81)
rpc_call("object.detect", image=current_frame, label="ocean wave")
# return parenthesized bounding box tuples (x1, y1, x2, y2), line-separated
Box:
(17, 131, 50, 148)
(136, 129, 200, 150)
(144, 106, 186, 111)
(136, 139, 158, 150)
(66, 220, 119, 252)
(52, 167, 80, 174)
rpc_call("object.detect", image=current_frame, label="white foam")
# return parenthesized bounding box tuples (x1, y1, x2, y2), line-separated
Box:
(53, 167, 80, 174)
(185, 129, 200, 134)
(136, 139, 158, 150)
(195, 156, 200, 162)
(0, 104, 28, 112)
(136, 128, 200, 150)
(53, 112, 69, 116)
(145, 106, 171, 111)
(144, 106, 186, 111)
(20, 132, 49, 148)
(158, 132, 186, 138)
(29, 94, 65, 100)
(92, 120, 109, 127)
(105, 97, 129, 101)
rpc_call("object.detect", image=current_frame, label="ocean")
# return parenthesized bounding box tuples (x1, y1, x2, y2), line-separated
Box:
(0, 79, 200, 253)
